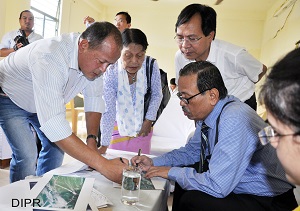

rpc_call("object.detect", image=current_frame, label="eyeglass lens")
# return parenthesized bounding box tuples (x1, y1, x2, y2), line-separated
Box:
(258, 126, 275, 145)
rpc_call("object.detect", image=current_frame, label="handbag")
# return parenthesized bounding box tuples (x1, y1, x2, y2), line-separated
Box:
(144, 56, 155, 119)
(144, 56, 170, 124)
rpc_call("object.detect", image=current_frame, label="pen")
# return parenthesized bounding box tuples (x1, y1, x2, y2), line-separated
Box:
(136, 149, 142, 167)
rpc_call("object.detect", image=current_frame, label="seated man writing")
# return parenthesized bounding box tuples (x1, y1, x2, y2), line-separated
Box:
(132, 61, 297, 211)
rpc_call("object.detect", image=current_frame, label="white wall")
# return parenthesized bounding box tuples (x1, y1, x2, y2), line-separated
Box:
(0, 1, 6, 39)
(261, 0, 300, 66)
(59, 0, 107, 34)
(257, 0, 300, 93)
(1, 0, 299, 86)
(0, 0, 31, 39)
(96, 3, 267, 81)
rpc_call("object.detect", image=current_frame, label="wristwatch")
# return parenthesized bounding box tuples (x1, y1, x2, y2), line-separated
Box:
(86, 134, 98, 144)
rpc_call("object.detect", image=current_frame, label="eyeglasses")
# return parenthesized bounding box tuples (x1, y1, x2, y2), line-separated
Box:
(258, 125, 300, 145)
(177, 88, 210, 104)
(174, 35, 202, 45)
(114, 18, 126, 24)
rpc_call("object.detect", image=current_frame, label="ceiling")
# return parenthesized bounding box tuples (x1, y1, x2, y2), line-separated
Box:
(96, 0, 277, 13)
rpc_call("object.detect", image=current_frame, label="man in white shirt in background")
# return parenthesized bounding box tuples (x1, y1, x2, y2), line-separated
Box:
(0, 22, 127, 184)
(83, 11, 131, 33)
(169, 78, 178, 96)
(0, 10, 43, 57)
(174, 4, 267, 111)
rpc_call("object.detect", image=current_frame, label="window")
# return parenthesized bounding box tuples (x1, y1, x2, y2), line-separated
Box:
(30, 0, 61, 38)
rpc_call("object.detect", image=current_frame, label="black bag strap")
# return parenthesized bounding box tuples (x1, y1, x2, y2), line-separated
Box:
(145, 56, 156, 91)
(214, 100, 235, 146)
(146, 56, 150, 89)
(205, 100, 235, 161)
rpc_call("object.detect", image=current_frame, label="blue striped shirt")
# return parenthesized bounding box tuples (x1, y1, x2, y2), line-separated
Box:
(0, 33, 105, 142)
(153, 95, 293, 197)
(100, 57, 162, 146)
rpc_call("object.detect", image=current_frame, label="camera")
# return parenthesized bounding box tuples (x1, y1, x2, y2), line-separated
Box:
(13, 30, 30, 50)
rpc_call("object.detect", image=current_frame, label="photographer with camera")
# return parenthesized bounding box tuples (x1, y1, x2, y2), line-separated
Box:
(0, 10, 43, 57)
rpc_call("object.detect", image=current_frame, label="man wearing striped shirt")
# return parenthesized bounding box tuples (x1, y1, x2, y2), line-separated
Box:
(0, 22, 127, 183)
(132, 61, 297, 210)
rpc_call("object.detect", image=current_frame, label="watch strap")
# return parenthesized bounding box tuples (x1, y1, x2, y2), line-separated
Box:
(86, 134, 98, 143)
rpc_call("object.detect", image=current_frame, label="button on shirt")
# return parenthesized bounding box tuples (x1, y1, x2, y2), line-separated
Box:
(153, 96, 293, 198)
(0, 33, 105, 142)
(175, 39, 263, 102)
(0, 30, 43, 49)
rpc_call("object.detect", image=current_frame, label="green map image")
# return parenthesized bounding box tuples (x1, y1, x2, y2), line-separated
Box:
(141, 172, 155, 190)
(34, 175, 85, 209)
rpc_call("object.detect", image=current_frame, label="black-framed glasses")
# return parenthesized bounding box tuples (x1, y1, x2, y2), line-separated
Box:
(258, 125, 300, 145)
(177, 89, 210, 104)
(174, 35, 202, 45)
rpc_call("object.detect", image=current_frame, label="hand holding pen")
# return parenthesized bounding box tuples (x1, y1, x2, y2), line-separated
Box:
(119, 148, 141, 166)
(131, 149, 154, 171)
(136, 149, 142, 167)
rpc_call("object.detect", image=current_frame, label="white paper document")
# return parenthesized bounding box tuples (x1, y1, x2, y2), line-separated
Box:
(30, 174, 94, 211)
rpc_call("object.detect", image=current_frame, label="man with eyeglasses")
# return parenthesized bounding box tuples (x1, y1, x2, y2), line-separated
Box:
(132, 61, 297, 211)
(258, 48, 300, 211)
(174, 4, 267, 111)
(0, 22, 128, 184)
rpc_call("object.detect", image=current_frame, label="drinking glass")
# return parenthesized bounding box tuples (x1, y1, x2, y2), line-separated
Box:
(121, 166, 141, 205)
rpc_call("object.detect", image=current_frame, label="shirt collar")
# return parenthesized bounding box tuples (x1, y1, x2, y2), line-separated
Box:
(206, 39, 216, 64)
(69, 33, 82, 75)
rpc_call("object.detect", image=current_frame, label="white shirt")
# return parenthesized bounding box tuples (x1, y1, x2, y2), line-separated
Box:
(0, 30, 43, 49)
(175, 39, 263, 102)
(170, 87, 178, 97)
(0, 33, 105, 142)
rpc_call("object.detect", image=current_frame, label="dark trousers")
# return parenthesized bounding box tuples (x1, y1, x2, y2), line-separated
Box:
(244, 92, 257, 111)
(172, 182, 297, 211)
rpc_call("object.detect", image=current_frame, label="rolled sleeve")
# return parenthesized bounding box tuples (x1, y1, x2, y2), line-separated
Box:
(82, 76, 105, 113)
(236, 49, 263, 83)
(0, 31, 15, 49)
(40, 113, 72, 142)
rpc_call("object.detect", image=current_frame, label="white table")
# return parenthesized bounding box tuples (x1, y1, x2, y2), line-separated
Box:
(0, 149, 170, 211)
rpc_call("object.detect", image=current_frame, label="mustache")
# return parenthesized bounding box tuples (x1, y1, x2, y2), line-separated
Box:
(182, 106, 189, 113)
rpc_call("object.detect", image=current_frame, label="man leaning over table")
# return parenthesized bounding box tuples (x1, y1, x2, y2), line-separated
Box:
(0, 22, 128, 184)
(132, 61, 297, 211)
(174, 4, 267, 111)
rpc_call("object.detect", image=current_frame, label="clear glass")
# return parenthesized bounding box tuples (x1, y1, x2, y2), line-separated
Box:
(121, 166, 141, 205)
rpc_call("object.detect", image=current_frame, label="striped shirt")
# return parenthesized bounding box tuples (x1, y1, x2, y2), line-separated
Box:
(0, 33, 105, 142)
(154, 95, 293, 197)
